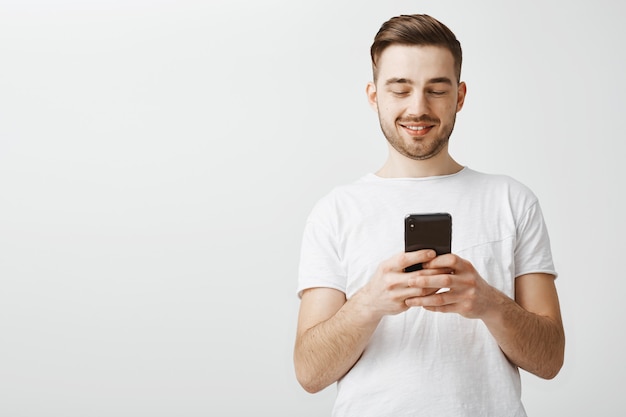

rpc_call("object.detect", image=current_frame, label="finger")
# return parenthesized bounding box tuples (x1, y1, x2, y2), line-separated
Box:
(385, 271, 435, 293)
(383, 273, 439, 300)
(405, 288, 462, 308)
(423, 305, 454, 313)
(397, 249, 437, 271)
(408, 267, 453, 278)
(402, 286, 440, 298)
(421, 253, 458, 270)
(407, 273, 454, 290)
(406, 292, 446, 308)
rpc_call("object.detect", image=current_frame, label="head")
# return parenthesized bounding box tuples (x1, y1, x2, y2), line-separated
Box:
(366, 14, 466, 164)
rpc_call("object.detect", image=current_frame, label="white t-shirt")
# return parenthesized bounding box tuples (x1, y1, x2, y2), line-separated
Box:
(297, 167, 557, 417)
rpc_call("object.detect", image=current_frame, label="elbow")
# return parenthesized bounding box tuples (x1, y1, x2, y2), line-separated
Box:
(537, 363, 562, 380)
(543, 371, 560, 381)
(535, 337, 566, 380)
(294, 365, 328, 394)
(523, 355, 563, 380)
(298, 378, 325, 394)
(294, 356, 331, 394)
(539, 365, 562, 380)
(534, 320, 566, 380)
(547, 332, 566, 379)
(540, 352, 565, 380)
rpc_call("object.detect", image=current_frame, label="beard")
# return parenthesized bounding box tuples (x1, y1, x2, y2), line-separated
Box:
(378, 113, 456, 161)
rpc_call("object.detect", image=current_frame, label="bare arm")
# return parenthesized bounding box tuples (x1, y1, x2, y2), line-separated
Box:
(293, 288, 378, 393)
(406, 255, 565, 379)
(294, 250, 442, 393)
(485, 273, 565, 379)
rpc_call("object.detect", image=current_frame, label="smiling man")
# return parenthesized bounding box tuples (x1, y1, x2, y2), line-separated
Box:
(294, 14, 564, 417)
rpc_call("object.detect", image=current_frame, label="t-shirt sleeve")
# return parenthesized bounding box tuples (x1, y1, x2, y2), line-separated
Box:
(296, 199, 347, 298)
(514, 200, 558, 279)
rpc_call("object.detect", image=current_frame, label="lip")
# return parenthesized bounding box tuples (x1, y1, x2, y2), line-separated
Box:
(399, 122, 434, 137)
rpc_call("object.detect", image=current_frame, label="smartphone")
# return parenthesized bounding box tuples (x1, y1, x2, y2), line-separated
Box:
(404, 213, 452, 272)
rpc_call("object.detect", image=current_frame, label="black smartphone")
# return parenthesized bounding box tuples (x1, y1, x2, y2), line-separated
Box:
(404, 213, 452, 272)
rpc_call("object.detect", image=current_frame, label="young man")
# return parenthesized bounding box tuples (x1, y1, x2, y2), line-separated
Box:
(294, 14, 565, 417)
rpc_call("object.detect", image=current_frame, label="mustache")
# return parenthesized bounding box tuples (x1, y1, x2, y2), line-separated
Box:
(398, 115, 440, 124)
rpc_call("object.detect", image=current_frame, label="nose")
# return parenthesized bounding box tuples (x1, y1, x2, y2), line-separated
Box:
(407, 92, 429, 116)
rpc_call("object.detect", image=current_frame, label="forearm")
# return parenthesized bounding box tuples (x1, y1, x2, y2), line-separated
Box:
(484, 292, 565, 379)
(294, 297, 380, 393)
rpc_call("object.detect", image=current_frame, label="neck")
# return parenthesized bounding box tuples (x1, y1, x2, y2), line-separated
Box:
(376, 145, 464, 178)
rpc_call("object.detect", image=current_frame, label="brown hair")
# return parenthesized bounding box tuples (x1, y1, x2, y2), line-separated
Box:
(370, 14, 462, 82)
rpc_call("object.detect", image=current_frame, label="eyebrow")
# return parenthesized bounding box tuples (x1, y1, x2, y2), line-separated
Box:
(384, 77, 454, 86)
(385, 77, 413, 86)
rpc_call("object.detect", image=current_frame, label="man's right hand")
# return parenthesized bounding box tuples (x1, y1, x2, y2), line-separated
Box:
(353, 249, 451, 321)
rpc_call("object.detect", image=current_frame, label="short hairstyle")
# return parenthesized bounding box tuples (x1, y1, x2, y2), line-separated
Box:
(370, 14, 463, 82)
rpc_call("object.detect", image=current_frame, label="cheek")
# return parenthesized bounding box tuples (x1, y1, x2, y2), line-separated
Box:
(438, 100, 459, 117)
(378, 101, 401, 119)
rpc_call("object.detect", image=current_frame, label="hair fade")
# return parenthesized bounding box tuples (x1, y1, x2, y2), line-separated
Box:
(370, 14, 463, 82)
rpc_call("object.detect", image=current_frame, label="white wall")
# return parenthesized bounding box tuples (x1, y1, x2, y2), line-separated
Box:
(1, 1, 623, 416)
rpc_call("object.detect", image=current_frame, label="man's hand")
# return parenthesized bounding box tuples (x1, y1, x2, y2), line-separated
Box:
(404, 253, 499, 319)
(353, 249, 452, 321)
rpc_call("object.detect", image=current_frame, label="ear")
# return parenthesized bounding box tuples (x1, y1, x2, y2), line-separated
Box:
(366, 81, 378, 111)
(456, 81, 467, 112)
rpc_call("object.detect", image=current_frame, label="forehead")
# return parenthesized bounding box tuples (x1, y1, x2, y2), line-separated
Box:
(376, 44, 456, 84)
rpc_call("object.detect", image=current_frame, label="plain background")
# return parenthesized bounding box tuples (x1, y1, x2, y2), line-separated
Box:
(1, 0, 624, 416)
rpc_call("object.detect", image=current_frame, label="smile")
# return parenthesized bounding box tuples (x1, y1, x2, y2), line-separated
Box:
(400, 123, 434, 136)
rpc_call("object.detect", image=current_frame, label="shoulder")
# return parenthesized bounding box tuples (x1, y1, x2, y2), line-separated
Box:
(307, 174, 378, 217)
(463, 168, 538, 202)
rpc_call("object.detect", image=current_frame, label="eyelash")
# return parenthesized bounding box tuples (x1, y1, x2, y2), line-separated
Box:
(391, 91, 447, 97)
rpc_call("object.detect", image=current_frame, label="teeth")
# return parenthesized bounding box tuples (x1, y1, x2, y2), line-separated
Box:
(407, 126, 426, 131)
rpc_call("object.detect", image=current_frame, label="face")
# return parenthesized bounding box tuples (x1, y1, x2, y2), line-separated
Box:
(367, 44, 466, 161)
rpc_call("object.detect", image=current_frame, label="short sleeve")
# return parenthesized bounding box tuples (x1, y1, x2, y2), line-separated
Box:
(514, 201, 558, 279)
(296, 199, 347, 298)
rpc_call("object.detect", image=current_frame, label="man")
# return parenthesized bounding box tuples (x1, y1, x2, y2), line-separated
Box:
(293, 14, 565, 417)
